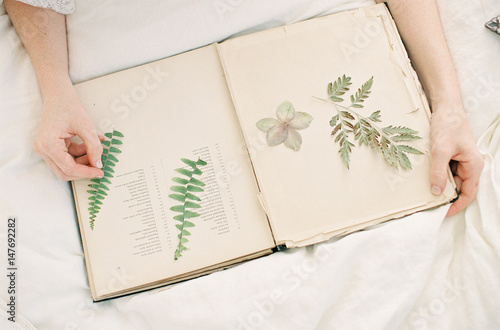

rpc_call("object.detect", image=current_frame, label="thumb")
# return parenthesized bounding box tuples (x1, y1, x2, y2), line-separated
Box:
(75, 124, 103, 169)
(430, 148, 451, 196)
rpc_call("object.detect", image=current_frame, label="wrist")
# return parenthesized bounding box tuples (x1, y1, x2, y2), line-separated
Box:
(427, 87, 465, 114)
(38, 72, 74, 103)
(430, 99, 465, 116)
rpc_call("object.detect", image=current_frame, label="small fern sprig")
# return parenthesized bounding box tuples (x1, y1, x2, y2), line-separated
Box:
(350, 76, 373, 108)
(330, 111, 355, 169)
(87, 129, 124, 230)
(168, 158, 207, 260)
(316, 75, 423, 170)
(327, 74, 352, 102)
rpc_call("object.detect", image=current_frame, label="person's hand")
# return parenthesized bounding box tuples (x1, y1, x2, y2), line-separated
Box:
(33, 82, 104, 181)
(429, 103, 484, 217)
(4, 0, 103, 181)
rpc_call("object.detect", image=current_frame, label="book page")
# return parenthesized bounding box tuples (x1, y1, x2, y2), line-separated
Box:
(72, 44, 275, 299)
(218, 5, 456, 247)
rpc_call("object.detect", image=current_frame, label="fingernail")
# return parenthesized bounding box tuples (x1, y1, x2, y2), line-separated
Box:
(431, 185, 442, 195)
(96, 175, 103, 179)
(96, 159, 103, 168)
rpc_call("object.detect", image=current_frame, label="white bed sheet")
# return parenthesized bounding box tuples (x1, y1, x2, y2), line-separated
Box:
(0, 0, 499, 329)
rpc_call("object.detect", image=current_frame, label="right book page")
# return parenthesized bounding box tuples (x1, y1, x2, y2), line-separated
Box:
(218, 4, 457, 247)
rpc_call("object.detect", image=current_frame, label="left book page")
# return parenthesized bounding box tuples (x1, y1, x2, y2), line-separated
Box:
(72, 44, 275, 301)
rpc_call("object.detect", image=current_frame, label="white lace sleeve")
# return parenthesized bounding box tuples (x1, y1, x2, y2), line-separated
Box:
(15, 0, 75, 14)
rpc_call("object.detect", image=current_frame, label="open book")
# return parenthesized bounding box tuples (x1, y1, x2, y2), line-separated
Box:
(71, 4, 457, 301)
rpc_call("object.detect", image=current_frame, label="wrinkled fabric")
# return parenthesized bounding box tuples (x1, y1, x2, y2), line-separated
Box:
(0, 0, 499, 328)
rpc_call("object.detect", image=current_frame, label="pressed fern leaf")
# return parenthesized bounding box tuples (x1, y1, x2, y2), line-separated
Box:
(330, 111, 356, 168)
(354, 120, 370, 147)
(169, 157, 207, 260)
(370, 124, 424, 170)
(383, 125, 422, 143)
(368, 110, 381, 122)
(382, 125, 418, 135)
(328, 74, 352, 102)
(397, 144, 423, 155)
(88, 129, 124, 230)
(349, 76, 373, 108)
(339, 135, 354, 169)
(323, 75, 423, 171)
(330, 114, 339, 127)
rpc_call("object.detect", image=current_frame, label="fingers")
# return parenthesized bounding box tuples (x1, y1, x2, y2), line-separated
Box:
(75, 126, 104, 169)
(75, 154, 89, 165)
(450, 160, 458, 174)
(446, 152, 484, 217)
(429, 144, 452, 196)
(31, 81, 106, 181)
(453, 175, 463, 193)
(34, 136, 104, 181)
(49, 148, 104, 180)
(430, 131, 484, 217)
(446, 185, 474, 217)
(35, 124, 104, 181)
(429, 104, 484, 217)
(68, 141, 88, 157)
(68, 135, 105, 158)
(36, 146, 103, 181)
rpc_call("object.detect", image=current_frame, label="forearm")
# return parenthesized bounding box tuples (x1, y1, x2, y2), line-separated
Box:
(378, 0, 483, 216)
(4, 0, 71, 100)
(378, 0, 463, 111)
(5, 0, 104, 180)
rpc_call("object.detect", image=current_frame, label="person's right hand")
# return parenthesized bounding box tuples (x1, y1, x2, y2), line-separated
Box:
(33, 83, 104, 181)
(4, 0, 103, 181)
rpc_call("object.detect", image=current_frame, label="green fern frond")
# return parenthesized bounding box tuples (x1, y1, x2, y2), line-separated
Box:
(397, 149, 412, 170)
(321, 75, 423, 171)
(88, 129, 124, 230)
(339, 136, 354, 169)
(397, 144, 424, 155)
(330, 109, 358, 168)
(330, 114, 339, 127)
(382, 125, 418, 135)
(328, 74, 352, 102)
(391, 135, 422, 142)
(349, 76, 373, 108)
(169, 157, 207, 260)
(368, 110, 381, 122)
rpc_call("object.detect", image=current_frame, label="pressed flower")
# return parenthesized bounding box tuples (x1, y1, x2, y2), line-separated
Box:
(256, 101, 313, 151)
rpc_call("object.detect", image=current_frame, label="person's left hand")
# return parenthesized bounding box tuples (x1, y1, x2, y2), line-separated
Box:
(429, 102, 484, 217)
